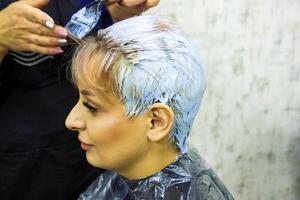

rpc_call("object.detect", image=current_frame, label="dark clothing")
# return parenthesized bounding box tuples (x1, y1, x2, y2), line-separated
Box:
(78, 149, 235, 200)
(0, 1, 112, 199)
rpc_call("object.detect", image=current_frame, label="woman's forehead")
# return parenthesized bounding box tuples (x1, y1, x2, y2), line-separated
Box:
(78, 80, 120, 105)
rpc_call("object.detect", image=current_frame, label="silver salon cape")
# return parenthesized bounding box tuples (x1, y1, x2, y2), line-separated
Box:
(78, 149, 234, 200)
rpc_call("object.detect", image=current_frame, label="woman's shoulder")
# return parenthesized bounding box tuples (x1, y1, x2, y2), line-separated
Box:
(185, 148, 235, 200)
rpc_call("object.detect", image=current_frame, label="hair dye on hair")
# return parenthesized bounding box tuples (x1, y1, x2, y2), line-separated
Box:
(71, 16, 206, 152)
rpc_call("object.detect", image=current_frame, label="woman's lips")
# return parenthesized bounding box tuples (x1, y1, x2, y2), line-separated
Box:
(78, 138, 94, 151)
(80, 142, 94, 151)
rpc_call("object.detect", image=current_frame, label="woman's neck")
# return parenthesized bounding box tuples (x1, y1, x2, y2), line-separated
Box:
(117, 145, 180, 180)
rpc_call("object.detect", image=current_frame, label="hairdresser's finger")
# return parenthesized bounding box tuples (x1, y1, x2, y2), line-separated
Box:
(21, 4, 55, 29)
(105, 0, 147, 8)
(26, 23, 56, 37)
(117, 0, 146, 7)
(106, 4, 140, 22)
(104, 0, 120, 5)
(27, 34, 67, 47)
(21, 0, 50, 9)
(26, 43, 64, 55)
(27, 23, 68, 38)
(53, 26, 68, 38)
(4, 1, 54, 29)
(144, 0, 160, 9)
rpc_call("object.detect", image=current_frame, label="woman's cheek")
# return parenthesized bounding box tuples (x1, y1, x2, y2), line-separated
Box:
(91, 117, 123, 143)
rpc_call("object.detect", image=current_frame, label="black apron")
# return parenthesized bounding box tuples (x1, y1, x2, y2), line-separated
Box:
(0, 1, 112, 199)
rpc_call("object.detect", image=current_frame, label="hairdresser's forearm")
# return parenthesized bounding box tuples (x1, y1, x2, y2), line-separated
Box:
(0, 45, 8, 63)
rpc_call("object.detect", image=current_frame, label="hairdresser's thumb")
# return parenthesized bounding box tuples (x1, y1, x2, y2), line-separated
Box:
(21, 0, 50, 8)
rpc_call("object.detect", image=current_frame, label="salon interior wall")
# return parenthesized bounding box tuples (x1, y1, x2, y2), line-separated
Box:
(149, 1, 300, 199)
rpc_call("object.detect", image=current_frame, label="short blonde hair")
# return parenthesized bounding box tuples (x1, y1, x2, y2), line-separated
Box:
(71, 16, 206, 151)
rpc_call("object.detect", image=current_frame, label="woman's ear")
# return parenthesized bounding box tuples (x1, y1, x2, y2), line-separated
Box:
(146, 103, 174, 142)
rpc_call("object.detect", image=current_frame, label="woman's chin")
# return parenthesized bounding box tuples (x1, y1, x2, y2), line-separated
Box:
(86, 153, 106, 169)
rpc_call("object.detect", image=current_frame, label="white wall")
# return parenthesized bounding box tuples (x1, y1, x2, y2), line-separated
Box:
(149, 1, 300, 199)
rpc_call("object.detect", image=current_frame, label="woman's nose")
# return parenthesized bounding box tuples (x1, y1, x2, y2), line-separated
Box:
(65, 107, 85, 131)
(65, 118, 85, 131)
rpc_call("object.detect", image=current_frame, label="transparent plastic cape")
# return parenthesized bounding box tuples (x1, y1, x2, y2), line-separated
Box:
(78, 148, 234, 200)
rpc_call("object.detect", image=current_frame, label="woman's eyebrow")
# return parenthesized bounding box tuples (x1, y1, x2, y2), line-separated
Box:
(80, 90, 92, 96)
(80, 89, 114, 106)
(80, 89, 105, 103)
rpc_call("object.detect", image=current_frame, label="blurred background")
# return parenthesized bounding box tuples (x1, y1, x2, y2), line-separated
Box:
(149, 0, 300, 199)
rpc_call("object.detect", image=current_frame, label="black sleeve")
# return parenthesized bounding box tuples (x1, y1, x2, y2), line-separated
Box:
(0, 0, 13, 10)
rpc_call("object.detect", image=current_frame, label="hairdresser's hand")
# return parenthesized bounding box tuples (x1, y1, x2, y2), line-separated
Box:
(0, 0, 68, 61)
(105, 0, 160, 23)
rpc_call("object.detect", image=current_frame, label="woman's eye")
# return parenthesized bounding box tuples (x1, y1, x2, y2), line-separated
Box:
(82, 102, 98, 113)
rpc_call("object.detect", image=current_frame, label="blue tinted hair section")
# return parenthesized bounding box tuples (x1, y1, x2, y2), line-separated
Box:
(74, 16, 206, 151)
